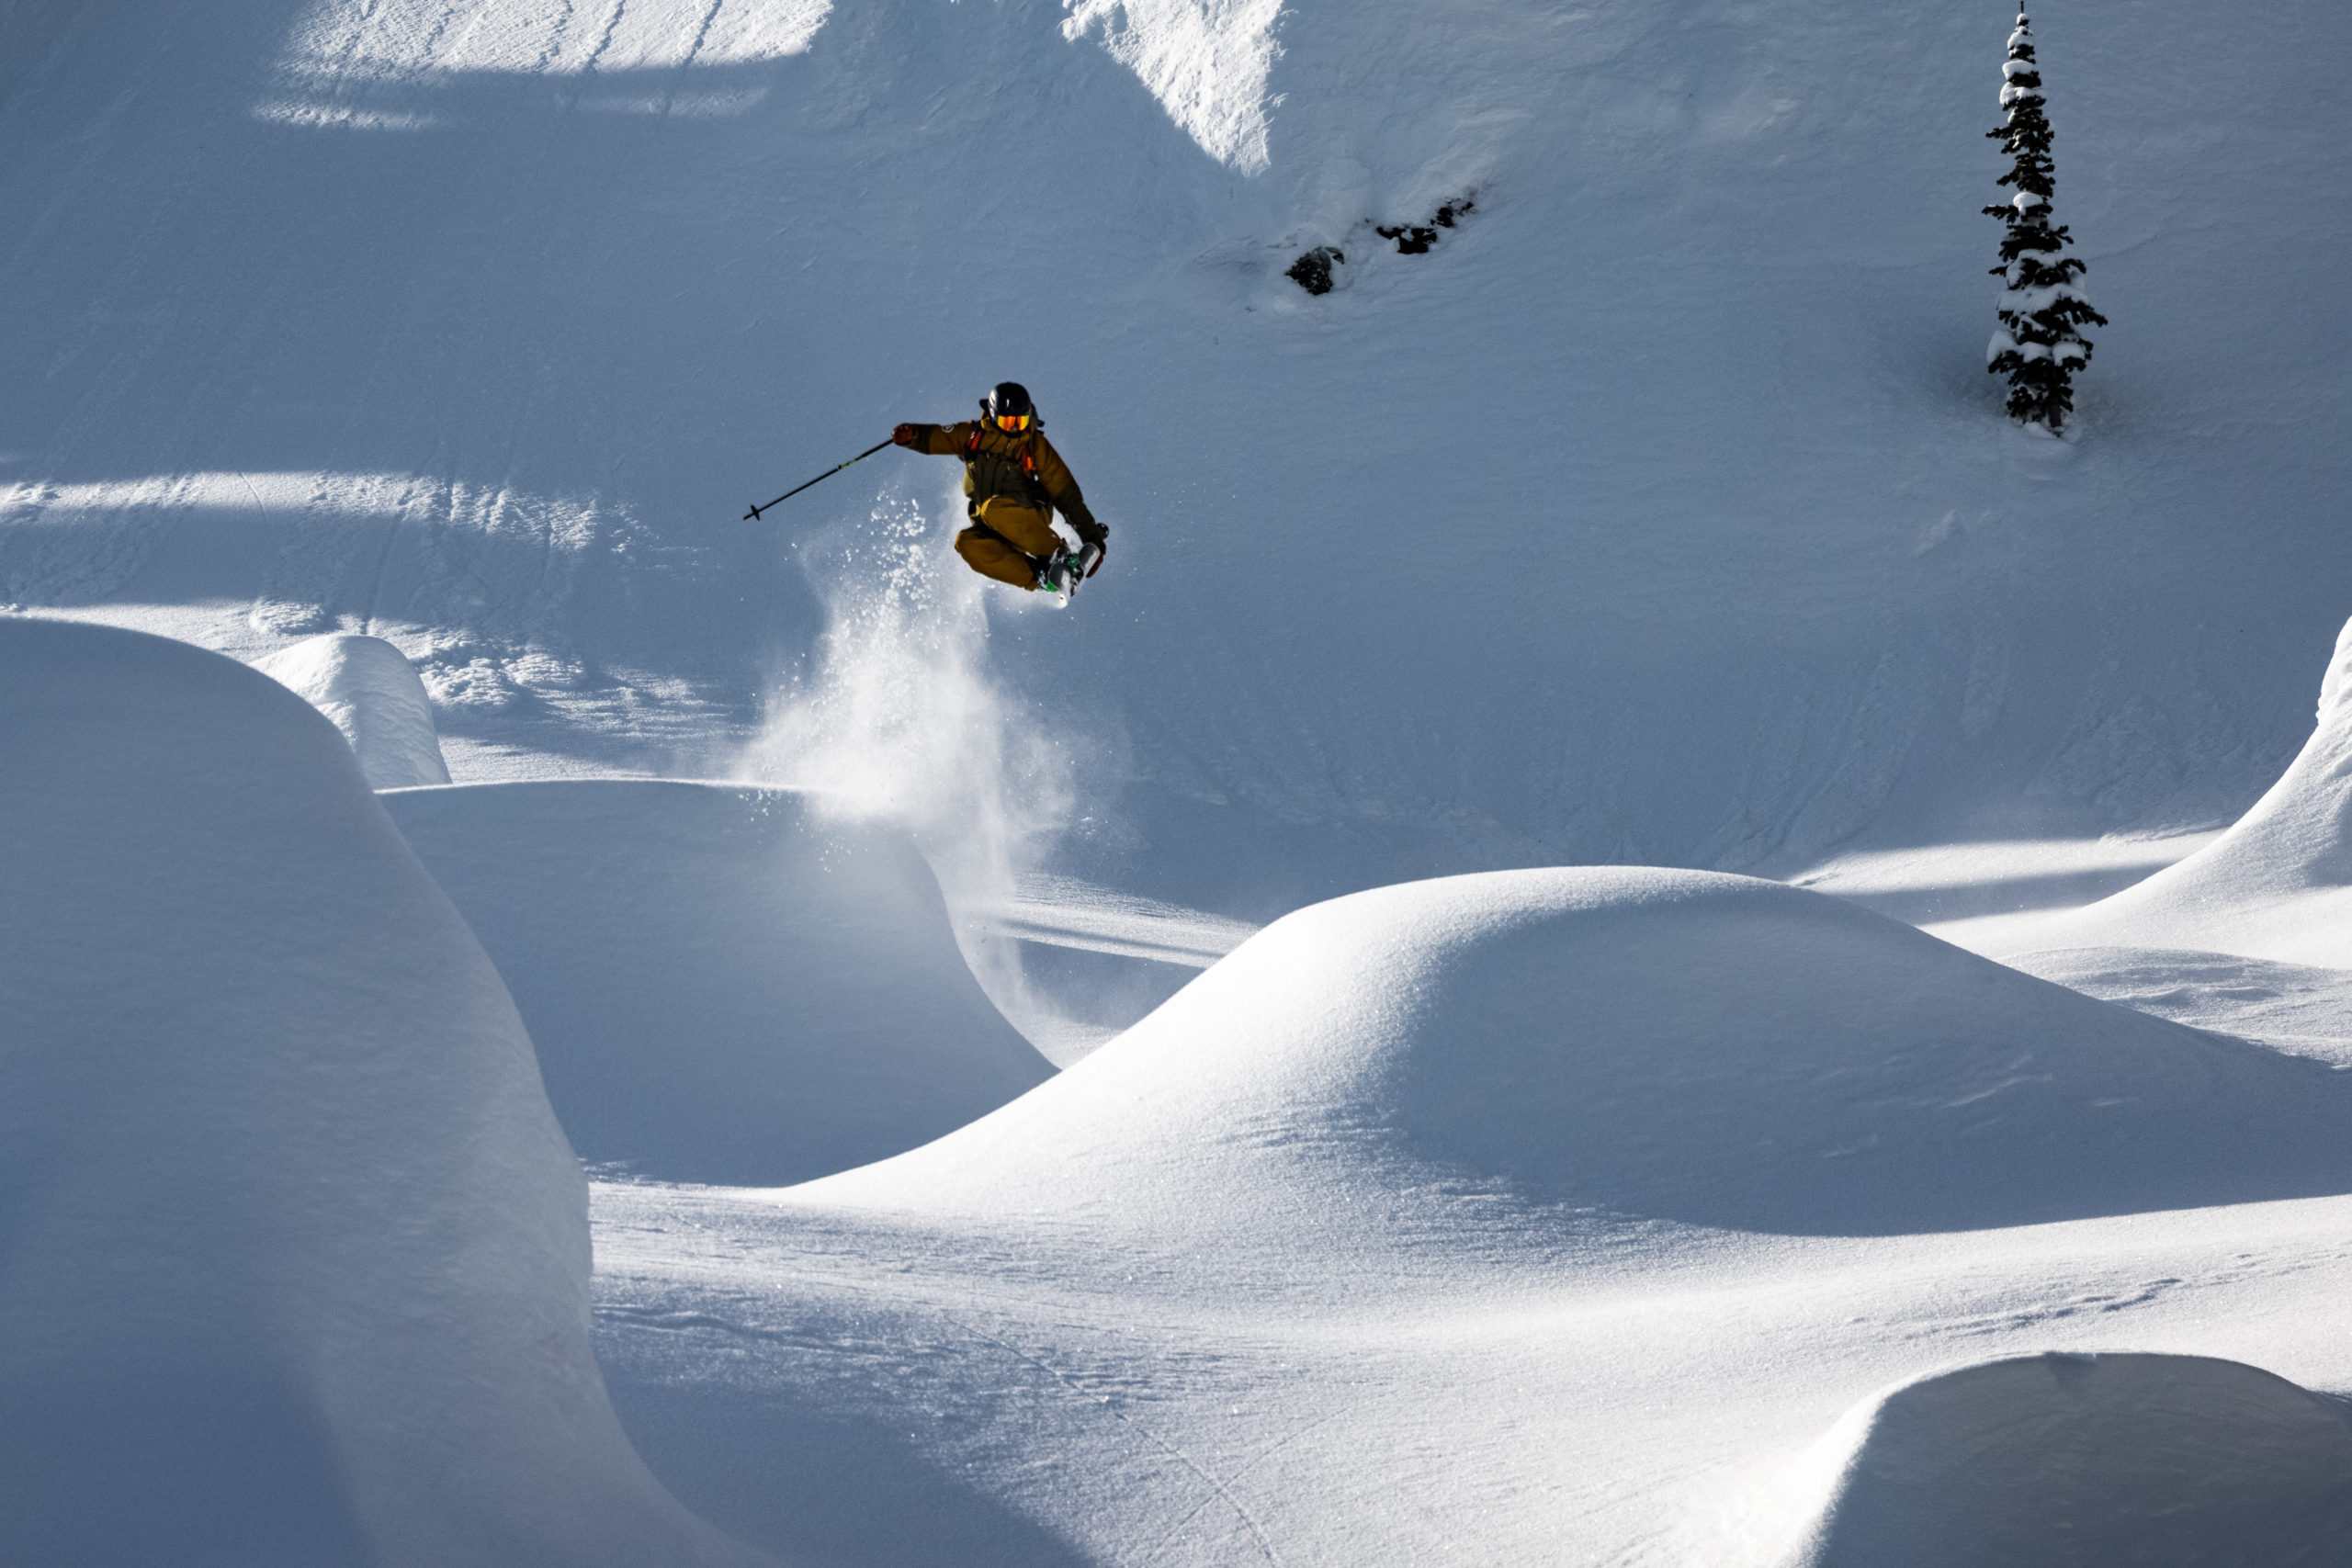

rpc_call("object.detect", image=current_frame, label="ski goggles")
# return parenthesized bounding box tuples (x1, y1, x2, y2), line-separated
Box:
(993, 412, 1032, 433)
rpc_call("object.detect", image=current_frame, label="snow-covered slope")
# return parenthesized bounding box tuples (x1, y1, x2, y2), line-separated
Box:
(255, 630, 452, 786)
(584, 871, 2352, 1564)
(6, 0, 2349, 913)
(790, 868, 2352, 1254)
(0, 617, 759, 1566)
(1998, 613, 2352, 964)
(2009, 946, 2352, 1071)
(12, 0, 2352, 1561)
(380, 779, 1054, 1184)
(1779, 1352, 2352, 1567)
(597, 1091, 2352, 1567)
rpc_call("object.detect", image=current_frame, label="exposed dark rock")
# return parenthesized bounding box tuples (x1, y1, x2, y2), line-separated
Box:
(1378, 195, 1477, 255)
(1285, 246, 1345, 295)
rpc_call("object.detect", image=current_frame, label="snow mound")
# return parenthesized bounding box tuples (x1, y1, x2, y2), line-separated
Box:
(0, 619, 760, 1565)
(1779, 1352, 2352, 1567)
(807, 868, 2352, 1244)
(2018, 615, 2352, 965)
(254, 632, 452, 789)
(380, 780, 1054, 1186)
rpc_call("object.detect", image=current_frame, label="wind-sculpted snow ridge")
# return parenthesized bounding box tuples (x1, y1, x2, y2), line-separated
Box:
(0, 619, 764, 1567)
(792, 868, 2352, 1258)
(255, 632, 452, 788)
(381, 779, 1054, 1186)
(1772, 1352, 2352, 1566)
(2014, 613, 2352, 965)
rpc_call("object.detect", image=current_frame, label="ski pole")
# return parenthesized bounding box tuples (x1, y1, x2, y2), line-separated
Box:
(744, 439, 894, 521)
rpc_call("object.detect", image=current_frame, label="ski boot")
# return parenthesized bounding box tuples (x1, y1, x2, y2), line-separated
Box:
(1035, 550, 1080, 598)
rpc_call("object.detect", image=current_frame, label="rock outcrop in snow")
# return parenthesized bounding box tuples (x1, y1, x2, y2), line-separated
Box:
(805, 868, 2352, 1252)
(2016, 613, 2352, 964)
(381, 780, 1055, 1186)
(0, 619, 762, 1567)
(1779, 1352, 2352, 1567)
(254, 631, 452, 788)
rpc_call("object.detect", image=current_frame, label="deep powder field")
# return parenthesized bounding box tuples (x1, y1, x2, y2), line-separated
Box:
(6, 0, 2352, 1562)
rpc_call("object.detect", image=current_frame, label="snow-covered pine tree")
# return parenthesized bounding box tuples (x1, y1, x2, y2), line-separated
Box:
(1985, 9, 2106, 432)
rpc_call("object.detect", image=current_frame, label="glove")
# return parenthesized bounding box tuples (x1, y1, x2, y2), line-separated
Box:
(891, 423, 917, 446)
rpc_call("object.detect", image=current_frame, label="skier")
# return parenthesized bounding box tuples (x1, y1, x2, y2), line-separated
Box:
(892, 382, 1108, 594)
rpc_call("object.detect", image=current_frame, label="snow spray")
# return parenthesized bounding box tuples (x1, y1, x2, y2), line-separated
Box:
(740, 488, 1079, 1035)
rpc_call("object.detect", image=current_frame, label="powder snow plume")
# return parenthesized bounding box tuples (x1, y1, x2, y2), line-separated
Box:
(740, 491, 1076, 1029)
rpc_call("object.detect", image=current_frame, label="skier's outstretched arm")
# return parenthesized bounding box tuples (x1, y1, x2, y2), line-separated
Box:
(892, 423, 968, 456)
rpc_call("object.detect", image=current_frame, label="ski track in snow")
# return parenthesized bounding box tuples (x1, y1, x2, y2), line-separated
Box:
(973, 874, 1261, 967)
(0, 468, 736, 769)
(260, 0, 834, 126)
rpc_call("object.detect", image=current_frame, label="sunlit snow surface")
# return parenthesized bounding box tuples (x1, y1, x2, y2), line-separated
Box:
(260, 0, 835, 126)
(593, 1186, 2352, 1565)
(585, 853, 2352, 1565)
(602, 604, 2352, 1565)
(11, 0, 2352, 1560)
(11, 0, 2352, 905)
(256, 631, 454, 786)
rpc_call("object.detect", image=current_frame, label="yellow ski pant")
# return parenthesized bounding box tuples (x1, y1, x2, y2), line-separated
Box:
(955, 496, 1060, 590)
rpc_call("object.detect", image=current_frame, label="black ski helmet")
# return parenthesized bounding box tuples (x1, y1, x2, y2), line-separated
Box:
(981, 381, 1034, 422)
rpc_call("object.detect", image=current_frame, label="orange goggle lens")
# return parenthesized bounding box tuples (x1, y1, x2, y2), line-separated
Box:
(994, 413, 1031, 432)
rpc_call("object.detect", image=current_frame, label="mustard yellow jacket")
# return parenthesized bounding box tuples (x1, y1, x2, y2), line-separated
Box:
(906, 421, 1104, 546)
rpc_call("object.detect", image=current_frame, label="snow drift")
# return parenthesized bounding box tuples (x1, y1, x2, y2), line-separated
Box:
(1778, 1352, 2352, 1567)
(0, 618, 760, 1567)
(2012, 613, 2352, 965)
(380, 779, 1054, 1186)
(254, 631, 452, 788)
(2008, 946, 2352, 1071)
(801, 868, 2352, 1248)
